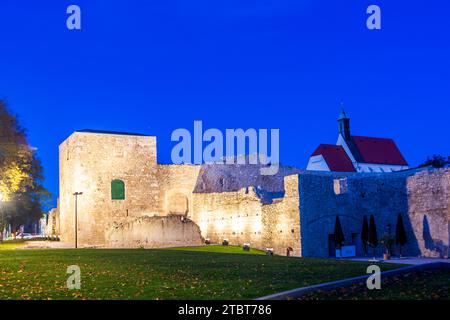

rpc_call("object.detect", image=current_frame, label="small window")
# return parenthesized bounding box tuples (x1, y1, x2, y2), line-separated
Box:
(111, 179, 125, 200)
(333, 178, 348, 195)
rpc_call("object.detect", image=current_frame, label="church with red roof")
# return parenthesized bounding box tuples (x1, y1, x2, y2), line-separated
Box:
(307, 109, 409, 173)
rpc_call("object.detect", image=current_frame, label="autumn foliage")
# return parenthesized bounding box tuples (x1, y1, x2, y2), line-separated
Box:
(0, 100, 49, 237)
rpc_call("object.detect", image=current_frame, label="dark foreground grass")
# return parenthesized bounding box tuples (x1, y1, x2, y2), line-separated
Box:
(300, 267, 450, 300)
(0, 247, 401, 300)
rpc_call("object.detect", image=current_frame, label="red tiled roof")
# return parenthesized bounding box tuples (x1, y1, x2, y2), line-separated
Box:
(351, 136, 408, 166)
(311, 144, 356, 172)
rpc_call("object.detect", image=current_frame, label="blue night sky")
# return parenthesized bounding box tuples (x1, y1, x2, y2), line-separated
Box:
(0, 1, 449, 207)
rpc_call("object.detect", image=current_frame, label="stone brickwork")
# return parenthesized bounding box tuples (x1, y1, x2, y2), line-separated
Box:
(55, 130, 449, 258)
(407, 169, 450, 258)
(106, 215, 204, 248)
(157, 164, 201, 217)
(298, 171, 411, 258)
(191, 175, 301, 256)
(44, 203, 60, 237)
(298, 169, 450, 258)
(261, 175, 301, 256)
(59, 131, 160, 246)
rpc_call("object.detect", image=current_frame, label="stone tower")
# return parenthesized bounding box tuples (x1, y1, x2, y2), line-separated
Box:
(59, 130, 160, 247)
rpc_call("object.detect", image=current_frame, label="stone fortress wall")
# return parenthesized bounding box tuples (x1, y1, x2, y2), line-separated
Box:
(298, 168, 450, 258)
(191, 174, 301, 256)
(44, 202, 60, 237)
(106, 215, 204, 248)
(56, 131, 450, 257)
(406, 169, 450, 258)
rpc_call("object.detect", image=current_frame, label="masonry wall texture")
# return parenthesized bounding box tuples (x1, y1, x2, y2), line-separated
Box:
(59, 131, 159, 246)
(191, 175, 301, 256)
(44, 205, 59, 237)
(106, 215, 204, 248)
(157, 164, 201, 217)
(406, 169, 450, 258)
(298, 169, 450, 258)
(55, 131, 450, 258)
(299, 171, 411, 258)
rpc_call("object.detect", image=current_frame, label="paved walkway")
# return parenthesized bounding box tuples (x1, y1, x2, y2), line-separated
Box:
(347, 256, 450, 265)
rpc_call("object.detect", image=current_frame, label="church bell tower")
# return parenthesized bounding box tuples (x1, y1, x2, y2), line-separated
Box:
(337, 107, 351, 141)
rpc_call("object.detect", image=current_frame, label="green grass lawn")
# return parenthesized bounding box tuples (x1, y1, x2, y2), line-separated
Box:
(300, 267, 450, 300)
(0, 245, 402, 300)
(168, 245, 266, 255)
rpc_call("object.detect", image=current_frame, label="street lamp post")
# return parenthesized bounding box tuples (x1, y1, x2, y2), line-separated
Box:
(0, 192, 4, 243)
(73, 192, 83, 249)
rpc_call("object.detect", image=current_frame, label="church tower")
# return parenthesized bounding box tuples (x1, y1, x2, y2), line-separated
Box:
(337, 108, 351, 141)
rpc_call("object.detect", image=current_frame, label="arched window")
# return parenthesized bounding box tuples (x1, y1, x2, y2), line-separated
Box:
(111, 179, 125, 200)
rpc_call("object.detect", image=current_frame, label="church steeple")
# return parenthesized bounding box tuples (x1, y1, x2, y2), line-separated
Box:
(337, 105, 351, 140)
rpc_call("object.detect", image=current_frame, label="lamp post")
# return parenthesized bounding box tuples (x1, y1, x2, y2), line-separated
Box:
(73, 192, 83, 248)
(0, 192, 4, 242)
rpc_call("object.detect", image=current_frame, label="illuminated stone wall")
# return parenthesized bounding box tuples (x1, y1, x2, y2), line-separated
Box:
(106, 215, 204, 248)
(156, 162, 302, 255)
(157, 164, 201, 217)
(44, 202, 60, 237)
(58, 130, 301, 251)
(192, 187, 265, 250)
(56, 130, 449, 257)
(191, 175, 301, 256)
(59, 131, 160, 246)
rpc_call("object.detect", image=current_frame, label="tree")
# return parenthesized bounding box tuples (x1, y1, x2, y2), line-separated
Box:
(361, 215, 369, 255)
(0, 100, 49, 240)
(0, 103, 33, 199)
(419, 154, 450, 169)
(395, 213, 407, 256)
(368, 214, 378, 256)
(334, 216, 345, 251)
